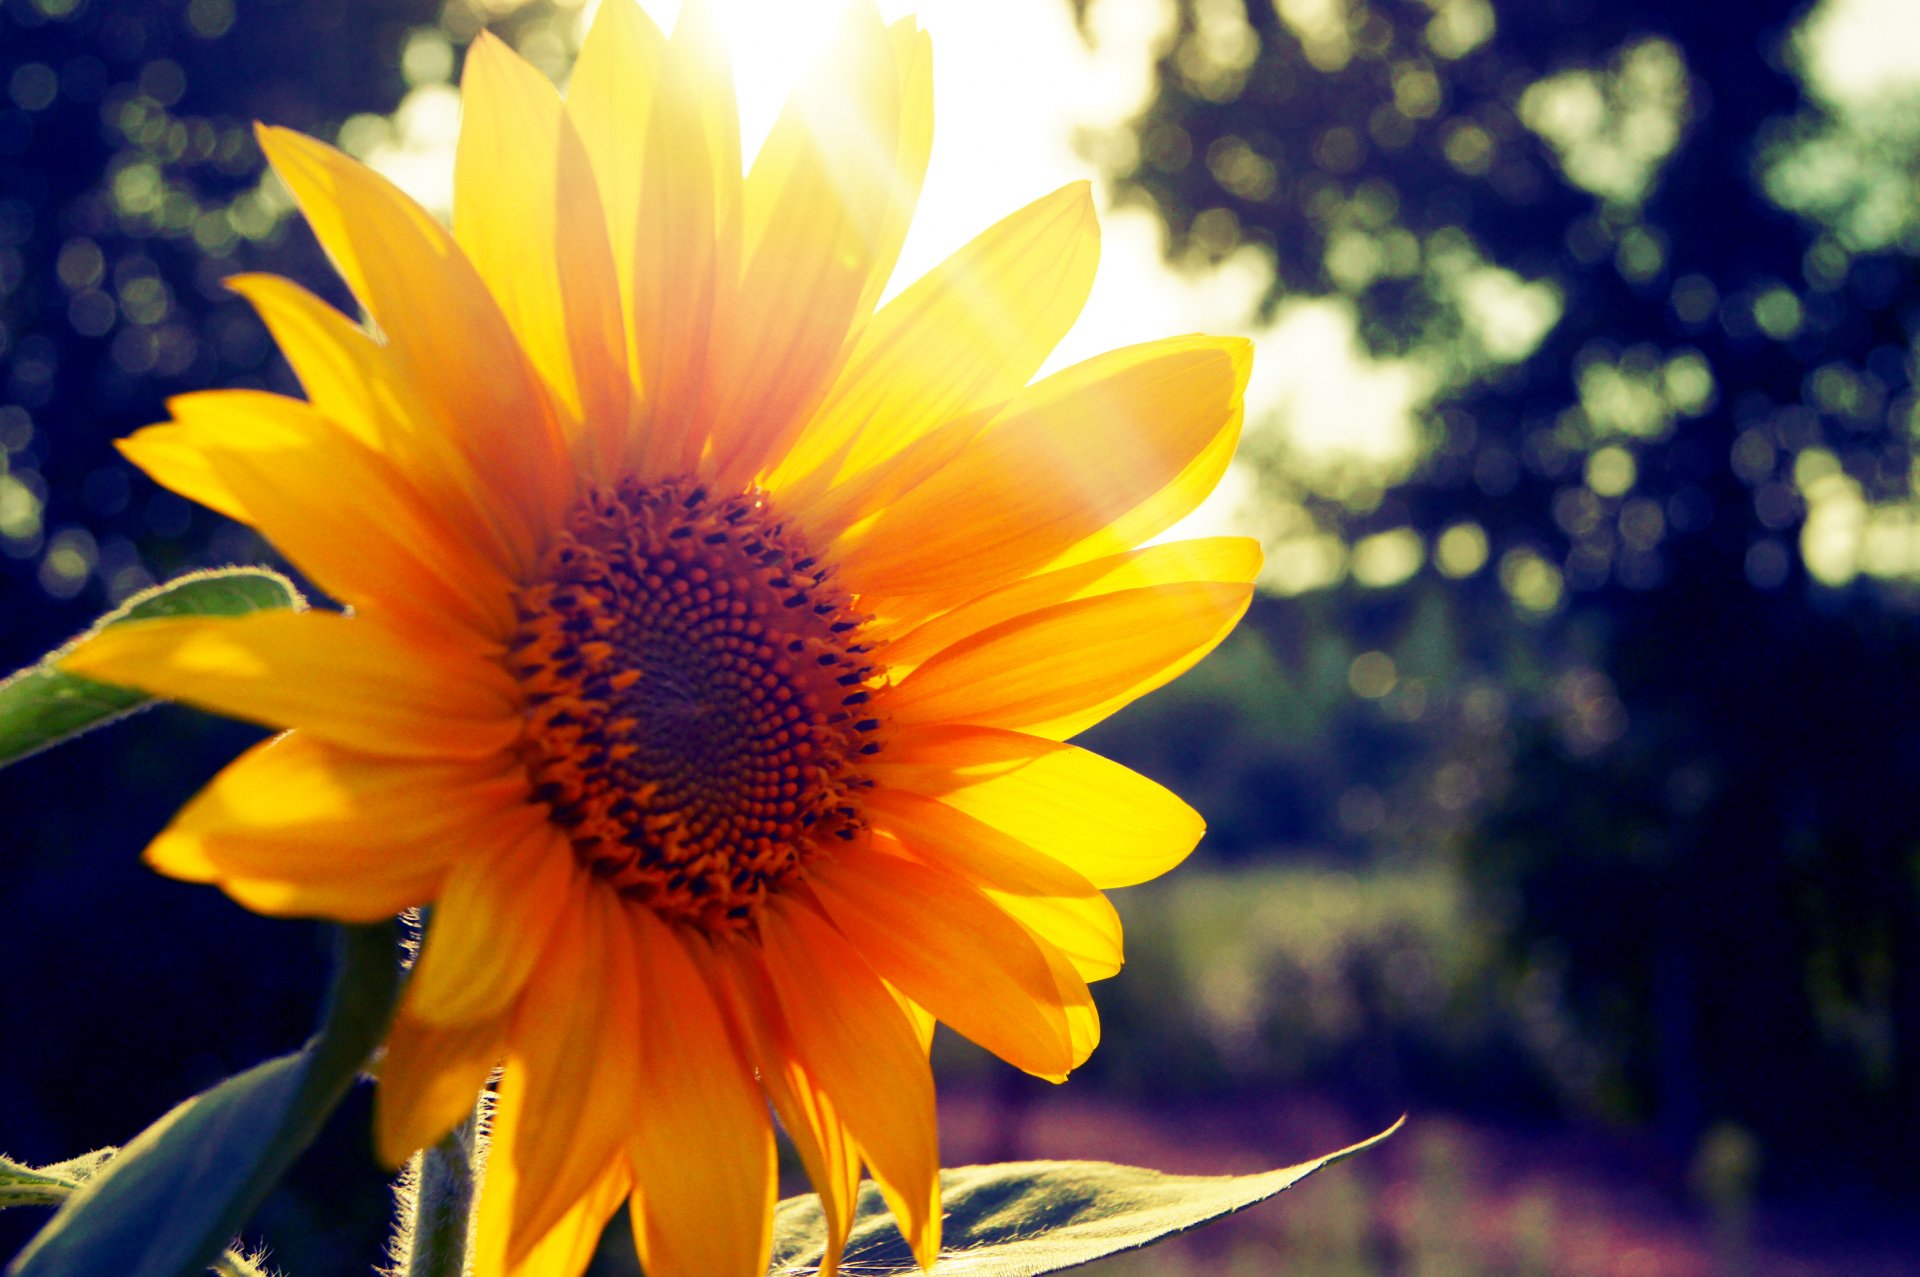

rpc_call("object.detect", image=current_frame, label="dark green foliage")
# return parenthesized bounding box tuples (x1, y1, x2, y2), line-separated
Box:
(8, 923, 400, 1277)
(1099, 0, 1920, 1186)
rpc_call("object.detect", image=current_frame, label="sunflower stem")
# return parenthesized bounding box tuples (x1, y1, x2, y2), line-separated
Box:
(401, 1106, 484, 1277)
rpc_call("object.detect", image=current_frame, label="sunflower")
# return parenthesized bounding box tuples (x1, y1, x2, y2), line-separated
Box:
(62, 2, 1256, 1274)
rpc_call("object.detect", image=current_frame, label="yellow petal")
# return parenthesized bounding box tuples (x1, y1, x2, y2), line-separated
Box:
(883, 581, 1254, 741)
(837, 336, 1250, 610)
(126, 391, 518, 641)
(775, 182, 1098, 507)
(707, 2, 905, 487)
(223, 273, 393, 451)
(407, 823, 577, 1026)
(625, 909, 775, 1277)
(61, 610, 523, 760)
(114, 426, 244, 524)
(707, 945, 862, 1277)
(506, 1158, 631, 1277)
(1030, 931, 1101, 1064)
(758, 898, 941, 1268)
(871, 724, 1205, 889)
(810, 841, 1081, 1080)
(630, 50, 729, 477)
(482, 884, 639, 1266)
(256, 124, 568, 573)
(455, 33, 626, 457)
(862, 788, 1119, 982)
(984, 889, 1122, 984)
(564, 0, 665, 421)
(854, 16, 934, 322)
(1071, 399, 1247, 571)
(666, 0, 742, 255)
(143, 731, 526, 920)
(880, 536, 1262, 670)
(374, 1007, 505, 1167)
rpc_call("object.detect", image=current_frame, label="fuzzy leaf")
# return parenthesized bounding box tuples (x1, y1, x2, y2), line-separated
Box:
(0, 566, 304, 769)
(767, 1119, 1400, 1276)
(7, 923, 400, 1277)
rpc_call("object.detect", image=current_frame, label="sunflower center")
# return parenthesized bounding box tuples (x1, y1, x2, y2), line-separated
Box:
(509, 476, 881, 932)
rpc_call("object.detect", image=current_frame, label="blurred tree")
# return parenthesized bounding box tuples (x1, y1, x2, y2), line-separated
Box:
(1086, 0, 1920, 1187)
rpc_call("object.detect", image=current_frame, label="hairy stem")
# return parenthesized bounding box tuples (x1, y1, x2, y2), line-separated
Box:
(401, 1107, 483, 1277)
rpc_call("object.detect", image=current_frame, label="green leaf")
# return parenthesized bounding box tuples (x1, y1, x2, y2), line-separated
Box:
(0, 566, 304, 769)
(768, 1119, 1402, 1277)
(7, 923, 401, 1277)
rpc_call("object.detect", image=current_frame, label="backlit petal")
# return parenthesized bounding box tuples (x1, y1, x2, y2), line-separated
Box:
(374, 1008, 505, 1168)
(626, 909, 775, 1277)
(407, 822, 578, 1025)
(775, 182, 1098, 510)
(630, 51, 728, 476)
(455, 33, 626, 458)
(707, 944, 862, 1276)
(256, 124, 569, 571)
(508, 1159, 631, 1277)
(481, 884, 639, 1265)
(880, 536, 1262, 669)
(837, 337, 1250, 611)
(708, 3, 904, 487)
(143, 731, 526, 920)
(872, 724, 1205, 889)
(125, 391, 518, 641)
(862, 788, 1119, 981)
(223, 272, 398, 451)
(565, 0, 666, 395)
(883, 581, 1254, 741)
(759, 899, 941, 1268)
(61, 610, 523, 760)
(811, 840, 1080, 1079)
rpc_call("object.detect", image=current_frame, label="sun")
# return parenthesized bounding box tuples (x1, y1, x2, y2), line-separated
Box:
(629, 0, 900, 157)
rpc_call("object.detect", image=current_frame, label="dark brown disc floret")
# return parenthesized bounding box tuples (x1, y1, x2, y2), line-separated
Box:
(507, 476, 883, 933)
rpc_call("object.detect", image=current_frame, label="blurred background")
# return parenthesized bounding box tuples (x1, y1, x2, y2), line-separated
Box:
(4, 0, 1920, 1273)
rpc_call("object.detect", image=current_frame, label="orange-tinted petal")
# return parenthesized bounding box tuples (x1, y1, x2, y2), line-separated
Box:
(883, 581, 1254, 741)
(61, 609, 523, 759)
(374, 1007, 505, 1167)
(629, 50, 729, 477)
(124, 391, 517, 641)
(706, 944, 862, 1277)
(141, 731, 525, 920)
(758, 899, 941, 1268)
(564, 0, 666, 394)
(862, 788, 1119, 981)
(223, 272, 395, 452)
(872, 724, 1205, 889)
(407, 822, 577, 1026)
(837, 337, 1249, 611)
(625, 909, 775, 1277)
(455, 33, 626, 458)
(775, 182, 1098, 510)
(479, 884, 639, 1267)
(708, 3, 905, 487)
(810, 841, 1080, 1079)
(508, 1158, 631, 1277)
(879, 536, 1262, 669)
(256, 124, 568, 572)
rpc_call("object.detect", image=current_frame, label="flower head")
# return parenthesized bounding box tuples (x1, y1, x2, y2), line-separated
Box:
(64, 3, 1256, 1274)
